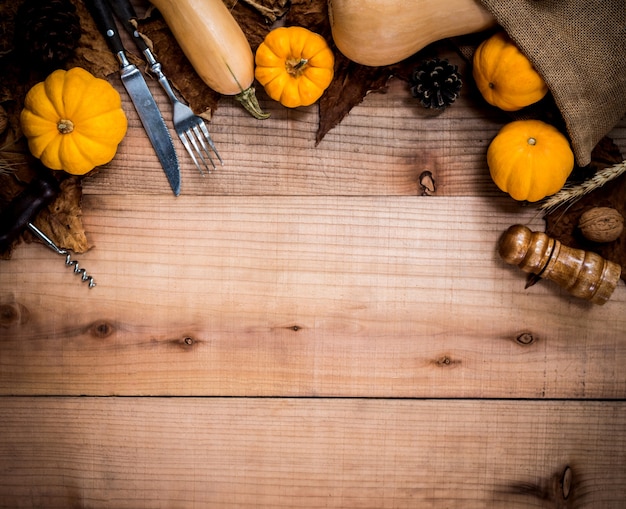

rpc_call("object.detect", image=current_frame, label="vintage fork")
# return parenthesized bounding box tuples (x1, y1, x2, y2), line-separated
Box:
(144, 49, 223, 174)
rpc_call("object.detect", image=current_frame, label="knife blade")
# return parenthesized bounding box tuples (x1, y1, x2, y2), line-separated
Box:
(84, 0, 181, 196)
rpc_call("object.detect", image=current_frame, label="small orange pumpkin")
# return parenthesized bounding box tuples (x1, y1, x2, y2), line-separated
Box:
(20, 67, 127, 175)
(472, 31, 548, 111)
(487, 119, 574, 202)
(255, 26, 334, 108)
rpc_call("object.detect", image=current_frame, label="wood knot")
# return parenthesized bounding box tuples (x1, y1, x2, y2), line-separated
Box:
(432, 355, 459, 368)
(418, 170, 436, 196)
(0, 302, 30, 328)
(89, 321, 115, 338)
(164, 335, 200, 350)
(515, 332, 535, 345)
(561, 466, 572, 500)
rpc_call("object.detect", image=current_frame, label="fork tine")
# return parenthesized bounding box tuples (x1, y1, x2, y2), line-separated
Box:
(179, 130, 206, 176)
(191, 125, 217, 170)
(187, 127, 215, 173)
(197, 122, 224, 166)
(140, 47, 224, 180)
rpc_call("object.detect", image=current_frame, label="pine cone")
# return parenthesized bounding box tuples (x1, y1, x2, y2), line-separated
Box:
(409, 58, 462, 109)
(14, 0, 81, 72)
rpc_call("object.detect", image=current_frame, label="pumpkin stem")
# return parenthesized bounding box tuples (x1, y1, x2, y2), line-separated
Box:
(57, 119, 74, 134)
(528, 137, 537, 146)
(286, 58, 309, 77)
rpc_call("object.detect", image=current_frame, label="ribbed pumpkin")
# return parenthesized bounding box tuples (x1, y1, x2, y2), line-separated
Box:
(472, 31, 548, 111)
(20, 67, 127, 175)
(487, 120, 574, 202)
(255, 26, 334, 108)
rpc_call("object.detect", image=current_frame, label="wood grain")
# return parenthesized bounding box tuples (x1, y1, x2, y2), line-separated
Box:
(1, 24, 626, 505)
(1, 195, 624, 398)
(1, 397, 625, 508)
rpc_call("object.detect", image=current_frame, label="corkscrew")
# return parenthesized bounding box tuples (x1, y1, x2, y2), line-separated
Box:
(498, 224, 621, 305)
(0, 169, 96, 288)
(26, 222, 96, 288)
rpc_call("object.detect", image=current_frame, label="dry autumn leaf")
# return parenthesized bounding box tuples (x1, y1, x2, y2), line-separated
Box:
(33, 177, 90, 254)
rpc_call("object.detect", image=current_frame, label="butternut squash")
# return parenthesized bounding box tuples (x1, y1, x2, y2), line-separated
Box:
(327, 0, 496, 67)
(150, 0, 268, 118)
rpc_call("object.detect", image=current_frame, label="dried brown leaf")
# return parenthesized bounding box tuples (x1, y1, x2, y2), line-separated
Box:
(33, 177, 90, 254)
(316, 57, 394, 144)
(285, 0, 330, 37)
(229, 0, 274, 54)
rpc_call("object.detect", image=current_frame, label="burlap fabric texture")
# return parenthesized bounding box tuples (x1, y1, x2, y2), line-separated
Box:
(478, 0, 626, 167)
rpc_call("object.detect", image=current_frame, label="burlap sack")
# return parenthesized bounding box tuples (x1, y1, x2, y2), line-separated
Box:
(478, 0, 626, 167)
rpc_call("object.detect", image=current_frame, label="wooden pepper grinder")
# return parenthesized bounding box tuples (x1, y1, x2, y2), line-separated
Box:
(498, 224, 622, 305)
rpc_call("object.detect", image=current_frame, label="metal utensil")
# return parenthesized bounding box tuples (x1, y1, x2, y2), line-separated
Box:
(84, 0, 181, 196)
(109, 0, 223, 174)
(147, 51, 223, 174)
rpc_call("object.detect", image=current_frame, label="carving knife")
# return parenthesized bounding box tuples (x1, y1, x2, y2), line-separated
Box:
(84, 0, 181, 196)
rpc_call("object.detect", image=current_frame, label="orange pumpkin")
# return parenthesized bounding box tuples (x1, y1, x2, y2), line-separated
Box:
(487, 119, 574, 202)
(255, 26, 334, 108)
(20, 67, 127, 175)
(473, 31, 548, 111)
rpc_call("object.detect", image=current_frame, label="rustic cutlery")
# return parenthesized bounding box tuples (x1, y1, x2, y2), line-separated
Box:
(108, 0, 223, 174)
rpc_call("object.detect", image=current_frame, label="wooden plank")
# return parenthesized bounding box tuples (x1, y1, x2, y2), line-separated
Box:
(81, 76, 626, 198)
(0, 397, 624, 508)
(2, 196, 624, 398)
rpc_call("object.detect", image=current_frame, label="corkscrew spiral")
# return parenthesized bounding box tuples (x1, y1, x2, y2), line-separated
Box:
(28, 222, 96, 289)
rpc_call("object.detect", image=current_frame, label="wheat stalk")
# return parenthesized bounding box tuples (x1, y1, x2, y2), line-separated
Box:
(0, 156, 22, 176)
(540, 159, 626, 214)
(0, 139, 26, 175)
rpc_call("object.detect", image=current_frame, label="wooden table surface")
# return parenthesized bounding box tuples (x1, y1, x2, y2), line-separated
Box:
(1, 43, 626, 507)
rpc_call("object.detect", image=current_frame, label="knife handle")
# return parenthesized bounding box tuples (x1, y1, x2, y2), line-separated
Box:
(108, 0, 150, 54)
(0, 169, 60, 252)
(84, 0, 126, 57)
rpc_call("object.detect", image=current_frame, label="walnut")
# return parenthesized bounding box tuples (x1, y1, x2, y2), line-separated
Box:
(578, 207, 624, 243)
